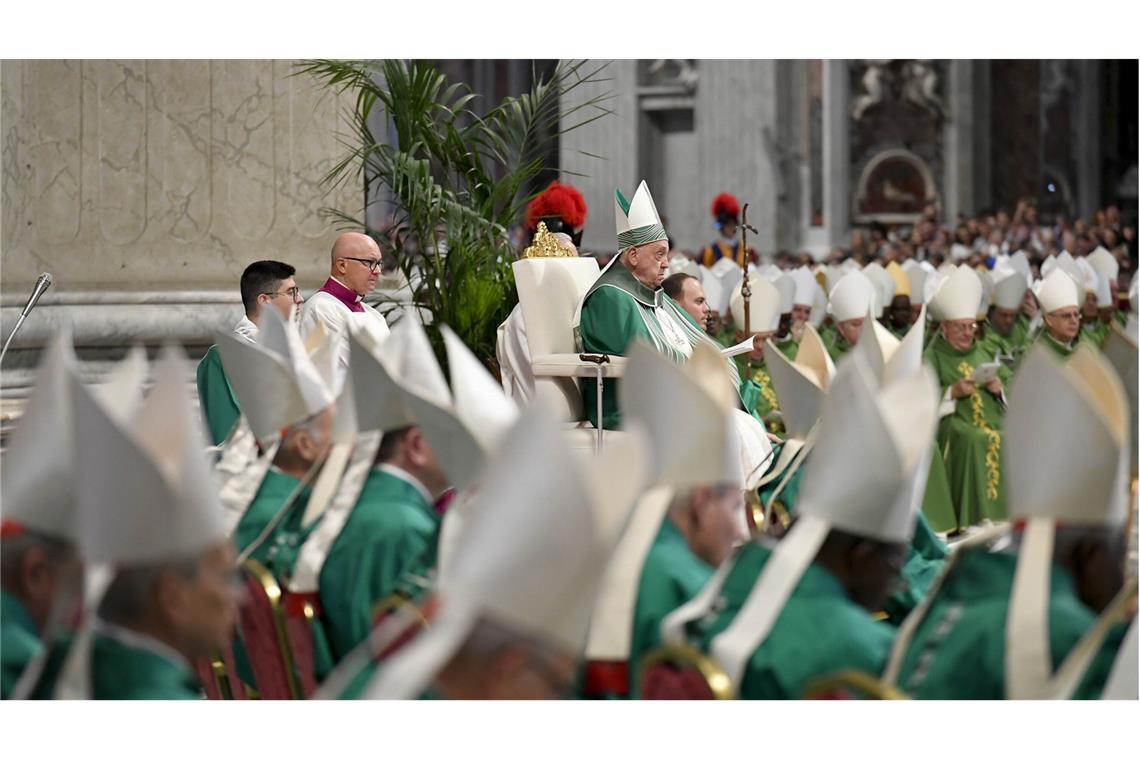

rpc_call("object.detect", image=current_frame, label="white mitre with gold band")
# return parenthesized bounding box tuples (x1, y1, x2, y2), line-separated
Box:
(1003, 345, 1131, 699)
(362, 403, 648, 699)
(56, 346, 228, 699)
(828, 270, 876, 322)
(729, 275, 782, 334)
(930, 265, 982, 322)
(584, 341, 747, 664)
(1033, 268, 1081, 315)
(667, 351, 940, 695)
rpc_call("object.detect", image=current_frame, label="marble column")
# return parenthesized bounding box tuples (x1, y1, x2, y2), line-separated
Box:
(822, 59, 850, 249)
(559, 59, 637, 255)
(1076, 60, 1101, 218)
(942, 59, 975, 224)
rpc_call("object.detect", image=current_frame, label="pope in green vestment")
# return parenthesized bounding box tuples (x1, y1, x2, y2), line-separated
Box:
(578, 261, 739, 429)
(196, 345, 242, 446)
(312, 467, 440, 668)
(1, 590, 41, 699)
(924, 332, 1010, 526)
(687, 542, 894, 699)
(893, 546, 1127, 699)
(628, 519, 714, 699)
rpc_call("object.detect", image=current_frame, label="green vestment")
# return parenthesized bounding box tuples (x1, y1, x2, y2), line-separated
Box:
(32, 630, 200, 700)
(1081, 320, 1111, 350)
(687, 542, 895, 699)
(578, 261, 739, 429)
(736, 356, 783, 434)
(924, 334, 1010, 526)
(894, 546, 1126, 699)
(195, 345, 242, 446)
(312, 469, 440, 670)
(1, 591, 41, 699)
(627, 519, 714, 699)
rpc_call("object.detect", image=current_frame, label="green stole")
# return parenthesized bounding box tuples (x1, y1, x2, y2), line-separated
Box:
(893, 546, 1127, 699)
(735, 355, 782, 433)
(1, 591, 41, 699)
(196, 345, 242, 447)
(627, 519, 714, 699)
(578, 261, 741, 428)
(923, 334, 1010, 526)
(687, 542, 894, 699)
(313, 468, 440, 670)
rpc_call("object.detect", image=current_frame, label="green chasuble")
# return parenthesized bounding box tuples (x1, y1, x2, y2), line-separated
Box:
(232, 470, 312, 561)
(756, 448, 949, 624)
(1010, 312, 1033, 347)
(895, 546, 1124, 699)
(773, 334, 799, 361)
(313, 468, 440, 669)
(1033, 331, 1093, 361)
(196, 345, 241, 446)
(627, 519, 714, 699)
(1081, 320, 1111, 350)
(578, 261, 740, 429)
(735, 355, 783, 434)
(32, 629, 201, 700)
(687, 542, 895, 699)
(1, 591, 41, 699)
(819, 325, 853, 363)
(924, 334, 1010, 526)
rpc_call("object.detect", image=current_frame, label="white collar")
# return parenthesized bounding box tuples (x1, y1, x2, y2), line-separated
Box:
(377, 463, 436, 506)
(233, 315, 259, 343)
(92, 618, 192, 672)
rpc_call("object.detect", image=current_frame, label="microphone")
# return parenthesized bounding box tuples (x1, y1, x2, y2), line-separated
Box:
(1, 272, 54, 366)
(21, 272, 53, 317)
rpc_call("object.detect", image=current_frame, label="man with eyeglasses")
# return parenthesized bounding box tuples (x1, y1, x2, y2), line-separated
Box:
(924, 265, 1011, 532)
(1033, 269, 1092, 360)
(300, 232, 391, 367)
(196, 260, 303, 446)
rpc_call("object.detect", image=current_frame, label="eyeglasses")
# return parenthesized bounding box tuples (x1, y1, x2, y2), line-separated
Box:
(262, 287, 302, 301)
(340, 257, 382, 273)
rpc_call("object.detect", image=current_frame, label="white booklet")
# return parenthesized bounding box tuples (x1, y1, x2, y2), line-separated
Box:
(969, 361, 1001, 384)
(721, 337, 756, 359)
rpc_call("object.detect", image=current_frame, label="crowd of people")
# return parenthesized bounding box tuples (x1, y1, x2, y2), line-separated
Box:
(0, 177, 1136, 704)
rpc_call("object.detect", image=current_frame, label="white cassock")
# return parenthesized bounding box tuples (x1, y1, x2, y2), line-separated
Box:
(300, 289, 391, 367)
(495, 304, 535, 403)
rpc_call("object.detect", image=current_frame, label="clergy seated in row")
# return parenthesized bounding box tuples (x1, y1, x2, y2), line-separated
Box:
(357, 401, 648, 700)
(1085, 245, 1129, 341)
(299, 231, 391, 369)
(819, 270, 877, 363)
(576, 180, 740, 430)
(34, 348, 242, 700)
(660, 350, 941, 699)
(924, 265, 1011, 530)
(197, 259, 303, 446)
(581, 343, 750, 700)
(756, 311, 952, 624)
(0, 334, 149, 699)
(887, 346, 1134, 699)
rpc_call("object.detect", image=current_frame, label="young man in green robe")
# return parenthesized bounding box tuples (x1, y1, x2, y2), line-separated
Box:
(653, 349, 941, 700)
(197, 260, 303, 445)
(978, 269, 1030, 369)
(924, 265, 1010, 528)
(34, 348, 243, 700)
(577, 180, 738, 429)
(885, 346, 1133, 699)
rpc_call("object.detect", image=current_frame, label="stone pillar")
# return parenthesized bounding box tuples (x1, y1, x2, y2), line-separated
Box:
(822, 59, 849, 249)
(559, 59, 637, 255)
(1075, 60, 1102, 217)
(942, 59, 975, 223)
(990, 60, 1041, 212)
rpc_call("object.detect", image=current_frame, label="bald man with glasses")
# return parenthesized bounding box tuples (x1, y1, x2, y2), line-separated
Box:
(300, 232, 392, 365)
(197, 259, 304, 445)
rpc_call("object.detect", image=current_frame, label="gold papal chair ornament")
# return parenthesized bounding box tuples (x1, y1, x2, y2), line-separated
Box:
(523, 221, 578, 259)
(639, 643, 735, 700)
